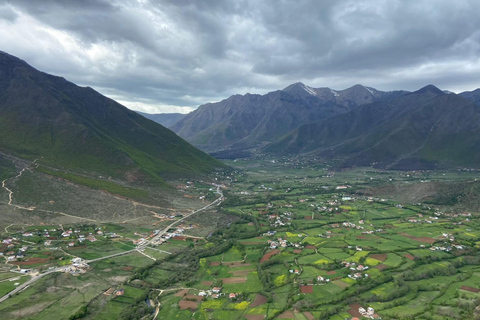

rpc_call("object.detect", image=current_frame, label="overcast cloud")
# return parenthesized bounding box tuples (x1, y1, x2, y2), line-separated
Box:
(1, 0, 479, 113)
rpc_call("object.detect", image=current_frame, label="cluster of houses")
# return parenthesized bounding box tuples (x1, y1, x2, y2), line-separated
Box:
(429, 244, 464, 252)
(342, 221, 365, 230)
(60, 257, 89, 275)
(316, 275, 330, 283)
(2, 238, 25, 262)
(267, 212, 292, 228)
(358, 306, 376, 319)
(197, 287, 238, 300)
(343, 261, 369, 280)
(407, 216, 437, 224)
(104, 287, 125, 296)
(343, 261, 369, 271)
(268, 238, 289, 249)
(149, 227, 186, 246)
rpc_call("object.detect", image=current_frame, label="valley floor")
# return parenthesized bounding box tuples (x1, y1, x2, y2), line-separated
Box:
(1, 158, 480, 319)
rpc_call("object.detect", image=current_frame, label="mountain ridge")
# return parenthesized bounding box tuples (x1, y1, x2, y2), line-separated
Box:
(0, 51, 225, 185)
(172, 82, 405, 156)
(264, 85, 480, 170)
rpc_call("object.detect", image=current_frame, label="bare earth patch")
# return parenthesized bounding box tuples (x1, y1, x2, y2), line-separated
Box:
(277, 310, 295, 318)
(222, 277, 247, 284)
(178, 300, 197, 310)
(293, 249, 302, 254)
(347, 303, 364, 318)
(327, 270, 337, 275)
(404, 254, 414, 260)
(230, 269, 254, 276)
(375, 264, 388, 271)
(250, 294, 268, 307)
(228, 263, 251, 268)
(260, 249, 279, 262)
(300, 285, 313, 293)
(370, 254, 387, 261)
(175, 289, 189, 297)
(202, 281, 213, 286)
(305, 245, 316, 250)
(209, 261, 220, 266)
(303, 311, 315, 320)
(400, 233, 436, 244)
(185, 295, 203, 301)
(12, 257, 50, 266)
(461, 286, 480, 293)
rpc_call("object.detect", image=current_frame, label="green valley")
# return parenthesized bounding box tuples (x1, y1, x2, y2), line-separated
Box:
(2, 157, 480, 319)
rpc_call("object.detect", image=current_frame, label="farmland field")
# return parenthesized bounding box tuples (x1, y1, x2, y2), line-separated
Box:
(2, 158, 480, 319)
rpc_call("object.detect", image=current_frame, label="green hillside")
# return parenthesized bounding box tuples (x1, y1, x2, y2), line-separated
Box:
(0, 51, 226, 185)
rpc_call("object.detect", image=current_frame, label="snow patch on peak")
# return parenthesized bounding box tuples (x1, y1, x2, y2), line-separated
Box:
(330, 89, 339, 97)
(364, 86, 376, 96)
(301, 83, 317, 96)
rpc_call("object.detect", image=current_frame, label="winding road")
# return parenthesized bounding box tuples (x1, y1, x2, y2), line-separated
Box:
(0, 184, 224, 304)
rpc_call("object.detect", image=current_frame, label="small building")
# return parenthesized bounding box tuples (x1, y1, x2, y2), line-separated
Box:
(212, 287, 222, 293)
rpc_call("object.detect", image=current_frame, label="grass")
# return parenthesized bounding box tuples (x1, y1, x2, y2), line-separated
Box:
(37, 166, 150, 200)
(380, 291, 439, 317)
(383, 253, 403, 268)
(0, 275, 29, 297)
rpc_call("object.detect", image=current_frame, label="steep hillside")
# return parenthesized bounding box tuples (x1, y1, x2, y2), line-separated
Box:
(0, 51, 225, 185)
(172, 83, 403, 156)
(265, 85, 480, 170)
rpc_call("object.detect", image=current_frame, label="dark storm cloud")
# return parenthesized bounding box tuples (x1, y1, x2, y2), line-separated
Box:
(1, 0, 480, 112)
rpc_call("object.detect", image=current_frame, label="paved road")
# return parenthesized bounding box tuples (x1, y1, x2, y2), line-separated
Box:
(138, 185, 224, 250)
(0, 185, 224, 304)
(0, 269, 56, 303)
(85, 249, 138, 263)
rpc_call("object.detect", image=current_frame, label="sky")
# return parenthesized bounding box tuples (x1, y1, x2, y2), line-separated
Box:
(1, 0, 480, 114)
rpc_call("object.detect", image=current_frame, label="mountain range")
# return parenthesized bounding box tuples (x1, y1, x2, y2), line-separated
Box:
(170, 82, 480, 170)
(0, 51, 224, 186)
(3, 49, 480, 174)
(171, 83, 406, 157)
(266, 85, 480, 169)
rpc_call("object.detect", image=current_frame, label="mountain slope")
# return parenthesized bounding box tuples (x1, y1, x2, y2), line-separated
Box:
(460, 88, 480, 107)
(265, 85, 480, 169)
(0, 51, 225, 184)
(136, 111, 185, 128)
(171, 83, 404, 155)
